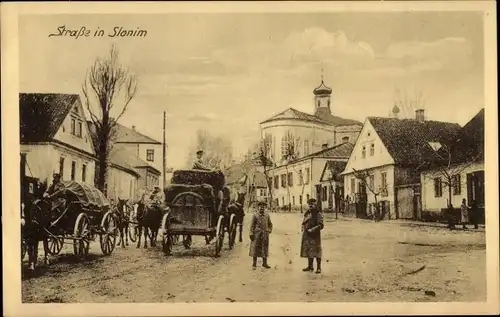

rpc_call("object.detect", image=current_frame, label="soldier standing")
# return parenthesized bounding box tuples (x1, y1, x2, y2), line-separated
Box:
(301, 198, 324, 274)
(249, 199, 273, 269)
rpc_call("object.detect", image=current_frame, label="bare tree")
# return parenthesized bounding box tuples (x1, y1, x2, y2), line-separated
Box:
(188, 129, 233, 171)
(394, 87, 426, 119)
(256, 133, 274, 210)
(282, 130, 300, 212)
(82, 45, 138, 194)
(352, 168, 382, 221)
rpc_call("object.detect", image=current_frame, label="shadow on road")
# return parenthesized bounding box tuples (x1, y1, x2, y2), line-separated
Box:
(21, 253, 103, 281)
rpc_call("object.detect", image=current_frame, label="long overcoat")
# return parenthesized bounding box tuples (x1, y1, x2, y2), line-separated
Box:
(300, 208, 324, 258)
(249, 211, 273, 258)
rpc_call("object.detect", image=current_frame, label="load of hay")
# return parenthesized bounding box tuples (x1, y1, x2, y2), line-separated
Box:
(164, 184, 217, 206)
(171, 169, 225, 191)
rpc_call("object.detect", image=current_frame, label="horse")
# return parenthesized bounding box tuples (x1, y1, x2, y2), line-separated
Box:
(228, 192, 246, 243)
(113, 198, 134, 248)
(136, 201, 164, 248)
(22, 199, 52, 271)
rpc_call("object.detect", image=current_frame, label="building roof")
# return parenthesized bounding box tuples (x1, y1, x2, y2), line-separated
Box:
(303, 142, 354, 160)
(368, 117, 462, 166)
(114, 123, 161, 144)
(430, 108, 484, 167)
(320, 160, 347, 182)
(251, 171, 268, 188)
(225, 163, 248, 185)
(315, 109, 363, 126)
(313, 80, 332, 96)
(260, 107, 362, 127)
(19, 93, 79, 142)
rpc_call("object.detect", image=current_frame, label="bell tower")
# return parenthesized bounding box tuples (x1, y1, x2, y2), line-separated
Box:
(313, 70, 333, 118)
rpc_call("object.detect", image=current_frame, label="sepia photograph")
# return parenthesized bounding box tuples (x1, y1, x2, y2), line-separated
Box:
(2, 1, 498, 316)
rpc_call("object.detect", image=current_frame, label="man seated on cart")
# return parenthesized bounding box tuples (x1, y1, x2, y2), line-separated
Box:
(192, 149, 212, 171)
(42, 173, 67, 214)
(148, 186, 166, 214)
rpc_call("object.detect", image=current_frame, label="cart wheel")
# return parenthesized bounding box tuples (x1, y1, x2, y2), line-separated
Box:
(214, 215, 224, 257)
(21, 239, 27, 261)
(100, 211, 117, 256)
(228, 214, 237, 250)
(73, 213, 90, 259)
(46, 236, 64, 255)
(182, 235, 192, 249)
(160, 213, 172, 255)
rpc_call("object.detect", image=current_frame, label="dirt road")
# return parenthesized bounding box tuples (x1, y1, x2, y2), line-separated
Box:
(22, 213, 486, 303)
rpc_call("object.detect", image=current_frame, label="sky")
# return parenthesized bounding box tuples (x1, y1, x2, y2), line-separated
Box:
(19, 12, 485, 169)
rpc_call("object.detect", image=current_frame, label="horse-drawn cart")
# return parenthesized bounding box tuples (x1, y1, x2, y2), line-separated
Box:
(160, 170, 238, 257)
(36, 181, 117, 258)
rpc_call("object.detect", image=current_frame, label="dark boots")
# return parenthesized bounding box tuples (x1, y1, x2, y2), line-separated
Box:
(252, 257, 271, 269)
(303, 258, 321, 274)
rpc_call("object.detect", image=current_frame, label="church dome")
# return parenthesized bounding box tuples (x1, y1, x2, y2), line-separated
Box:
(313, 80, 332, 96)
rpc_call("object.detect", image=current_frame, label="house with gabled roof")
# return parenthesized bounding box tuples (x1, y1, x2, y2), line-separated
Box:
(269, 141, 354, 211)
(420, 109, 484, 222)
(341, 109, 462, 220)
(318, 160, 348, 212)
(225, 160, 269, 207)
(113, 123, 163, 188)
(20, 93, 97, 187)
(259, 77, 362, 166)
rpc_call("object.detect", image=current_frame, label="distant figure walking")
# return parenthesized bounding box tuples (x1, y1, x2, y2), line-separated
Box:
(469, 199, 479, 229)
(249, 199, 273, 269)
(301, 198, 324, 274)
(460, 198, 469, 229)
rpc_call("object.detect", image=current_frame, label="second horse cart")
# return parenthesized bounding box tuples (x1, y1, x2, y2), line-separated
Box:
(35, 181, 118, 258)
(160, 169, 239, 257)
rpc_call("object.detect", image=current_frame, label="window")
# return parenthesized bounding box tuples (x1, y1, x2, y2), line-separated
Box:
(281, 174, 287, 188)
(370, 143, 375, 156)
(282, 197, 285, 206)
(351, 178, 355, 194)
(322, 187, 327, 201)
(59, 157, 65, 177)
(82, 164, 87, 182)
(369, 174, 374, 190)
(292, 196, 295, 205)
(452, 174, 461, 195)
(306, 194, 310, 201)
(77, 121, 83, 137)
(274, 176, 279, 189)
(287, 172, 293, 187)
(362, 146, 366, 158)
(298, 170, 303, 185)
(71, 161, 76, 181)
(304, 140, 310, 156)
(146, 149, 154, 162)
(299, 195, 303, 205)
(434, 178, 443, 197)
(71, 118, 76, 135)
(380, 172, 388, 197)
(305, 168, 310, 184)
(281, 136, 288, 158)
(342, 136, 349, 143)
(317, 100, 320, 108)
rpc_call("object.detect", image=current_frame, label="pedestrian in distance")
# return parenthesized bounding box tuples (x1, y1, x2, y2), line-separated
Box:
(460, 198, 469, 229)
(249, 198, 273, 269)
(301, 198, 324, 274)
(469, 199, 479, 229)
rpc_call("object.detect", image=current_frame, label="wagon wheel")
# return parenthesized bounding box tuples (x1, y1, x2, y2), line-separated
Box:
(182, 235, 192, 249)
(100, 211, 118, 256)
(228, 214, 237, 250)
(45, 235, 64, 255)
(160, 213, 172, 255)
(21, 239, 27, 261)
(73, 213, 90, 259)
(214, 215, 224, 257)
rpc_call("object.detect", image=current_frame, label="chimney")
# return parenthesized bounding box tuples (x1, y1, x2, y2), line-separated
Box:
(415, 109, 425, 122)
(322, 143, 328, 150)
(132, 125, 136, 131)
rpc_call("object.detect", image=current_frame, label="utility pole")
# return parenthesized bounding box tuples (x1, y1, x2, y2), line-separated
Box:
(163, 111, 167, 189)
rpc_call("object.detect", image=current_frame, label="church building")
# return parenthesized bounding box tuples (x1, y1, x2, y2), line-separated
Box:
(260, 77, 362, 166)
